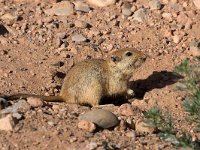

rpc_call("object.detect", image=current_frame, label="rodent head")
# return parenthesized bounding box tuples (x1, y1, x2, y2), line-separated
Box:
(107, 48, 146, 78)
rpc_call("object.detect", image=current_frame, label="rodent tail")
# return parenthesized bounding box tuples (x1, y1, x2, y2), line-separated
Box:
(3, 94, 64, 102)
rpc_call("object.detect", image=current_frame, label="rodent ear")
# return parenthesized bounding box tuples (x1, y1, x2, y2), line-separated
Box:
(111, 55, 121, 63)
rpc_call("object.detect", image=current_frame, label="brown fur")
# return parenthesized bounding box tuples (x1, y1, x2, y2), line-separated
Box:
(4, 48, 146, 106)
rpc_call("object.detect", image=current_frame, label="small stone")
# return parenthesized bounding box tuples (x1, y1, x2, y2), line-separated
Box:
(87, 0, 116, 7)
(56, 32, 66, 39)
(126, 118, 135, 129)
(74, 20, 88, 28)
(162, 13, 172, 20)
(0, 36, 8, 45)
(131, 5, 137, 12)
(149, 0, 162, 10)
(122, 8, 132, 16)
(69, 137, 77, 143)
(27, 97, 44, 108)
(0, 114, 16, 131)
(77, 120, 96, 132)
(122, 2, 132, 16)
(86, 142, 98, 150)
(133, 8, 147, 22)
(0, 100, 30, 114)
(118, 119, 127, 130)
(44, 1, 74, 16)
(126, 131, 136, 138)
(118, 103, 134, 116)
(74, 1, 90, 13)
(79, 109, 119, 129)
(48, 121, 55, 126)
(173, 35, 180, 44)
(72, 34, 87, 42)
(131, 100, 148, 109)
(12, 112, 23, 120)
(135, 120, 155, 133)
(193, 0, 200, 9)
(1, 13, 17, 21)
(189, 39, 200, 56)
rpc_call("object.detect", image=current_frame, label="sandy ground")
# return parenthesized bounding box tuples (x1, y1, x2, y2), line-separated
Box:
(0, 0, 200, 149)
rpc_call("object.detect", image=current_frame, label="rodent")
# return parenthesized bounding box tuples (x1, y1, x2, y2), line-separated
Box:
(4, 48, 146, 106)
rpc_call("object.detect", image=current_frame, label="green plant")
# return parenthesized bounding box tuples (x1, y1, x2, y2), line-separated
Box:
(144, 107, 175, 134)
(176, 57, 200, 131)
(144, 107, 200, 149)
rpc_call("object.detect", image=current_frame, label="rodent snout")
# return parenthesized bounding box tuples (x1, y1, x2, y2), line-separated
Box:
(141, 55, 147, 62)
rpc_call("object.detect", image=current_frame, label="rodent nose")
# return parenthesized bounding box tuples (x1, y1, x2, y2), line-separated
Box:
(141, 55, 147, 61)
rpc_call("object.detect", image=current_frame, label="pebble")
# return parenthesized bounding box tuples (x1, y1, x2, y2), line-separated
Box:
(77, 120, 96, 132)
(74, 20, 88, 28)
(118, 103, 134, 116)
(0, 36, 8, 45)
(12, 112, 23, 120)
(126, 131, 136, 139)
(27, 97, 44, 108)
(126, 118, 135, 129)
(162, 13, 172, 20)
(189, 39, 200, 56)
(79, 109, 119, 129)
(133, 8, 147, 22)
(86, 142, 98, 150)
(122, 2, 132, 16)
(135, 120, 155, 133)
(1, 13, 17, 24)
(131, 5, 137, 12)
(149, 0, 162, 10)
(0, 114, 16, 131)
(173, 35, 180, 44)
(72, 34, 87, 42)
(48, 121, 55, 126)
(87, 0, 116, 7)
(44, 1, 74, 16)
(74, 1, 90, 13)
(0, 100, 30, 114)
(193, 0, 200, 9)
(56, 32, 66, 39)
(122, 8, 132, 16)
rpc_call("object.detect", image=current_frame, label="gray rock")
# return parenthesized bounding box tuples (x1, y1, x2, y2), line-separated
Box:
(149, 0, 162, 10)
(44, 1, 74, 16)
(133, 8, 147, 22)
(79, 109, 119, 129)
(72, 34, 87, 42)
(193, 0, 200, 9)
(12, 112, 23, 120)
(1, 100, 30, 114)
(74, 1, 90, 13)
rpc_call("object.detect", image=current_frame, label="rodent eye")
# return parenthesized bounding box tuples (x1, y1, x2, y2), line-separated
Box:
(126, 52, 133, 56)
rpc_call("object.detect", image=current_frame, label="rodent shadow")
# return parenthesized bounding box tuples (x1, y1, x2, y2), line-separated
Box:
(129, 71, 182, 99)
(101, 71, 182, 106)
